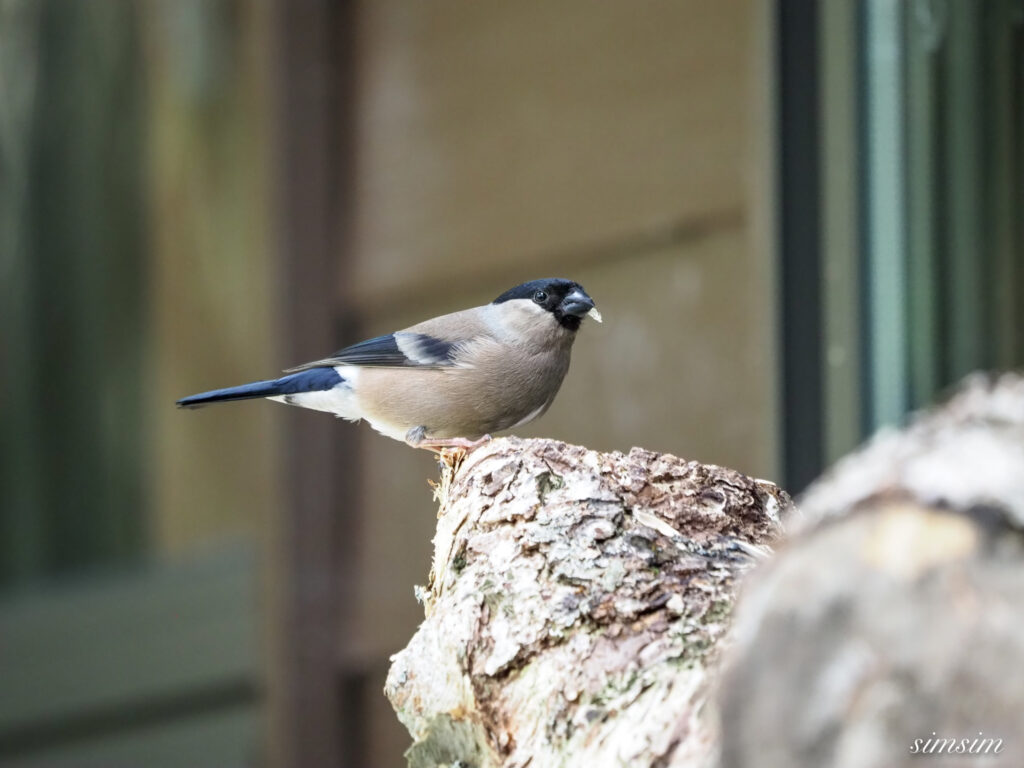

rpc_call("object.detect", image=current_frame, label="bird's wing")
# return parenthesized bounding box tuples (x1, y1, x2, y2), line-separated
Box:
(284, 306, 492, 373)
(284, 331, 468, 372)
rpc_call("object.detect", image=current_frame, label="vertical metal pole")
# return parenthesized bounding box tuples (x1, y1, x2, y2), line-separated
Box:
(777, 0, 824, 493)
(819, 1, 864, 464)
(863, 0, 910, 429)
(945, 0, 987, 379)
(905, 0, 944, 409)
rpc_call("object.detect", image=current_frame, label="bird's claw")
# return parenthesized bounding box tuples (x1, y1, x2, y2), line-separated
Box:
(410, 433, 492, 454)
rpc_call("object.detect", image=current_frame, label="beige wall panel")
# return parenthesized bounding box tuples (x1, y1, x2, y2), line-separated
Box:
(350, 0, 753, 307)
(345, 222, 776, 661)
(528, 228, 775, 475)
(145, 2, 280, 553)
(344, 435, 439, 664)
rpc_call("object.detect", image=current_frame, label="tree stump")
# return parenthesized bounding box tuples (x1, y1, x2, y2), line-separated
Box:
(385, 437, 789, 768)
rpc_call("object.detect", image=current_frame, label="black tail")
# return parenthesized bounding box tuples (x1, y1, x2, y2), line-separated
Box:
(176, 368, 343, 409)
(176, 379, 285, 408)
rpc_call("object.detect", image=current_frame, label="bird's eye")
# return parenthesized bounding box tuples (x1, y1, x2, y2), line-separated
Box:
(533, 290, 548, 304)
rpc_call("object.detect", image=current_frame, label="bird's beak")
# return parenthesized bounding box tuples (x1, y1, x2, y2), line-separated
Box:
(560, 288, 601, 322)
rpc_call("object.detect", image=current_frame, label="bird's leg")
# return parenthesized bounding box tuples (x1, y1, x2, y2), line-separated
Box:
(434, 436, 492, 472)
(405, 426, 492, 454)
(419, 435, 493, 452)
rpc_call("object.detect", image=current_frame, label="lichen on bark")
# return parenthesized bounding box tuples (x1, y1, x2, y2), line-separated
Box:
(386, 437, 789, 768)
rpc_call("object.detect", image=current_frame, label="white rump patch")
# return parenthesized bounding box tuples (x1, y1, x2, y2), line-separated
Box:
(267, 366, 360, 419)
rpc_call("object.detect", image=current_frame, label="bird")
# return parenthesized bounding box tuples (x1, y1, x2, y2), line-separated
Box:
(176, 278, 601, 452)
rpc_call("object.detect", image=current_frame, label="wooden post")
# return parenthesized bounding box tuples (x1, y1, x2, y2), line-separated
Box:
(267, 1, 360, 766)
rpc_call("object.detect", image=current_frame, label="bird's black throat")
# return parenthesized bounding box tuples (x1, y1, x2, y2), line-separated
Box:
(553, 310, 582, 331)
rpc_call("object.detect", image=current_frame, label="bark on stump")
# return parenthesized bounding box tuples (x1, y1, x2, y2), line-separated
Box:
(717, 373, 1024, 768)
(385, 437, 788, 768)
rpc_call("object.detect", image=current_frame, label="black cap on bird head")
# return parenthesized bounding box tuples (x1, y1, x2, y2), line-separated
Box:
(492, 278, 601, 331)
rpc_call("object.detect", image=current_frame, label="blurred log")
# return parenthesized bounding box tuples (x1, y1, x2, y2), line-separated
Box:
(717, 373, 1024, 768)
(385, 437, 788, 768)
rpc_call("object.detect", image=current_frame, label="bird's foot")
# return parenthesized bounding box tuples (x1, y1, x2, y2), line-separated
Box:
(405, 430, 493, 472)
(431, 436, 494, 471)
(418, 434, 493, 453)
(405, 426, 492, 454)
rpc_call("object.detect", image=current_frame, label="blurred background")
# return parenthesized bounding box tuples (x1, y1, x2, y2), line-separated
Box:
(0, 1, 1021, 766)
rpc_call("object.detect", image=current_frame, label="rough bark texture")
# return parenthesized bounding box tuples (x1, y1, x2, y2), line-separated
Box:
(386, 437, 788, 768)
(717, 373, 1024, 768)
